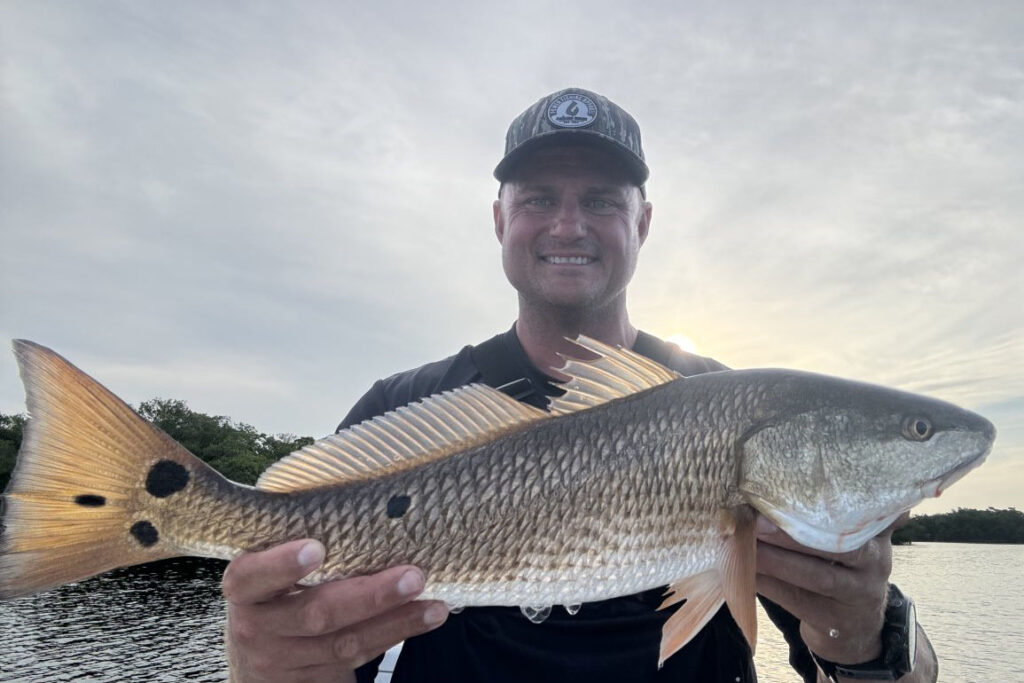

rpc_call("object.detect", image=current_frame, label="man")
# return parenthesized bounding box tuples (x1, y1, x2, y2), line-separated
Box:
(222, 88, 938, 682)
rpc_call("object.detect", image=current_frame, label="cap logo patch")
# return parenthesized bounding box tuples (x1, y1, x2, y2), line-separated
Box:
(547, 93, 598, 128)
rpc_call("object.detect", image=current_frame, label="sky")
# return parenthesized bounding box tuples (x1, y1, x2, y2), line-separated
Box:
(1, 1, 1021, 515)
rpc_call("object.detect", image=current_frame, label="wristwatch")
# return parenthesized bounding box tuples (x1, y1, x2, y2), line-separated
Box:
(810, 584, 917, 681)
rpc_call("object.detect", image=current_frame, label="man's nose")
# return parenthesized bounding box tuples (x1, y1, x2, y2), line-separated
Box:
(550, 201, 586, 238)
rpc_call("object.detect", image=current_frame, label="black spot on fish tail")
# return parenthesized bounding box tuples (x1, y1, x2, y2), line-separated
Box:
(74, 494, 106, 507)
(387, 495, 411, 519)
(145, 460, 190, 498)
(130, 520, 159, 547)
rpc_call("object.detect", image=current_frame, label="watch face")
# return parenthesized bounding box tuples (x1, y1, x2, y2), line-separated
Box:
(904, 600, 917, 672)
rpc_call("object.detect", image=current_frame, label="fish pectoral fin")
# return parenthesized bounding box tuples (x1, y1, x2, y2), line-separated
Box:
(721, 509, 758, 654)
(657, 571, 724, 667)
(657, 510, 758, 666)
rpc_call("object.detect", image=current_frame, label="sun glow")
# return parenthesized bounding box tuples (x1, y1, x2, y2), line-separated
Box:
(665, 333, 698, 354)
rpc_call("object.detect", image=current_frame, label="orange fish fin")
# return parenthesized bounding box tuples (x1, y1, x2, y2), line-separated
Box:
(256, 384, 549, 492)
(2, 341, 207, 599)
(657, 570, 724, 667)
(549, 335, 680, 415)
(656, 508, 758, 666)
(721, 508, 758, 654)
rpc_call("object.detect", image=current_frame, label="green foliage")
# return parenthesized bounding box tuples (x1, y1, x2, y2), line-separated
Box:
(137, 399, 313, 485)
(0, 413, 27, 491)
(0, 401, 313, 489)
(893, 507, 1024, 545)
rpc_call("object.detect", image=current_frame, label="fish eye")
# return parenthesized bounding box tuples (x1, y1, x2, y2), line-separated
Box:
(902, 416, 933, 441)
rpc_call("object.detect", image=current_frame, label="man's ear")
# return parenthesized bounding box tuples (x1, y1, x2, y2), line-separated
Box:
(493, 199, 505, 243)
(637, 200, 652, 246)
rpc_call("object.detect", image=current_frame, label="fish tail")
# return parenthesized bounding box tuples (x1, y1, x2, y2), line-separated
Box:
(1, 340, 229, 600)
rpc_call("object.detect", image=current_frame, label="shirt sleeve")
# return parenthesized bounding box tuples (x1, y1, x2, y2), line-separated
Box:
(355, 654, 387, 683)
(336, 379, 391, 432)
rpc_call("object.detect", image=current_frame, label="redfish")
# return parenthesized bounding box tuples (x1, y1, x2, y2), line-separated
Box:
(0, 339, 994, 665)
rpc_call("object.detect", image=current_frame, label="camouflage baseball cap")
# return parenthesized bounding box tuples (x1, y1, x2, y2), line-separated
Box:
(494, 87, 649, 188)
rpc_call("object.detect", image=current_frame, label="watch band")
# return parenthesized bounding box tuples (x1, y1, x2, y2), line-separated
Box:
(811, 584, 916, 681)
(812, 656, 902, 681)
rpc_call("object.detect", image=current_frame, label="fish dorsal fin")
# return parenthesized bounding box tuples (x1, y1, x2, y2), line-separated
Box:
(256, 384, 549, 492)
(549, 335, 680, 415)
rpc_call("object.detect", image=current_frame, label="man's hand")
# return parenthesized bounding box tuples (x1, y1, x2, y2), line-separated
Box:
(222, 539, 449, 682)
(755, 515, 907, 666)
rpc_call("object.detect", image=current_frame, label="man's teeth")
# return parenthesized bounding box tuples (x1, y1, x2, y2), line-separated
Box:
(545, 256, 594, 265)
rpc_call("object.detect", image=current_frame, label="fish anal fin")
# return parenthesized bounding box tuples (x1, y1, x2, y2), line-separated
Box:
(256, 384, 548, 492)
(549, 335, 680, 416)
(657, 571, 723, 667)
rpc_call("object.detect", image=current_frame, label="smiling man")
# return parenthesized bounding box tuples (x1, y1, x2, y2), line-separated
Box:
(493, 144, 651, 377)
(222, 88, 938, 683)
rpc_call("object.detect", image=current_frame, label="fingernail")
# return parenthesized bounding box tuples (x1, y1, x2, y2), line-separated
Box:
(397, 569, 424, 597)
(297, 541, 325, 569)
(423, 603, 448, 626)
(756, 516, 779, 535)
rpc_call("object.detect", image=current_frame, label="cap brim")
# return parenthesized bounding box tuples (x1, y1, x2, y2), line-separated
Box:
(494, 129, 649, 186)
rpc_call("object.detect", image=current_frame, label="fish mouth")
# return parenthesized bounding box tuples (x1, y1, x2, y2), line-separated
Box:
(919, 448, 991, 499)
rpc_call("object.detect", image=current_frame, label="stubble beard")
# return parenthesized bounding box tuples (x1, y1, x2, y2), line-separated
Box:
(517, 285, 629, 332)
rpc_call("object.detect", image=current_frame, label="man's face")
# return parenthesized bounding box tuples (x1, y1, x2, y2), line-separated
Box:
(493, 146, 651, 315)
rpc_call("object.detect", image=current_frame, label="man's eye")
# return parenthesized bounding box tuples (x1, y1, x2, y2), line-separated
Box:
(585, 199, 615, 211)
(525, 197, 554, 207)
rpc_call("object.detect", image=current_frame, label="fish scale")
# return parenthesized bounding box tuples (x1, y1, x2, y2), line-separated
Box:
(0, 339, 994, 668)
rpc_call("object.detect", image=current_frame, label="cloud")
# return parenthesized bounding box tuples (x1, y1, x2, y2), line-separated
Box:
(1, 1, 1021, 511)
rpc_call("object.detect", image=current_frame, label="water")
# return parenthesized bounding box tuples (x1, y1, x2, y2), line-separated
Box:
(0, 559, 228, 682)
(753, 543, 1024, 682)
(890, 544, 1024, 682)
(1, 545, 1021, 682)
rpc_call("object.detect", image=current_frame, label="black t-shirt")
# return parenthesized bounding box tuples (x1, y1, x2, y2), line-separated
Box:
(341, 327, 816, 683)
